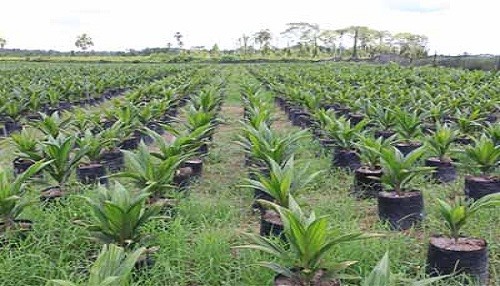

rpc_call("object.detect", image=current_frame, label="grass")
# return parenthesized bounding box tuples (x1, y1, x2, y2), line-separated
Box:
(0, 65, 497, 285)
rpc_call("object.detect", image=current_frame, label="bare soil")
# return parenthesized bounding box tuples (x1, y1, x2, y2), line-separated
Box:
(430, 236, 486, 251)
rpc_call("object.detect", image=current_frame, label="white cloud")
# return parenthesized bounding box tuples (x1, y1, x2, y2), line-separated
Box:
(0, 0, 498, 55)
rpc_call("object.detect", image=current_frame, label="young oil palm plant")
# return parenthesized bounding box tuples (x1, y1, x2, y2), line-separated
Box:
(40, 134, 87, 201)
(453, 109, 483, 145)
(352, 135, 393, 198)
(9, 128, 44, 175)
(113, 142, 187, 201)
(50, 244, 145, 286)
(325, 115, 368, 170)
(235, 122, 307, 170)
(245, 156, 321, 237)
(394, 109, 423, 156)
(485, 122, 500, 146)
(424, 124, 459, 183)
(151, 124, 214, 160)
(368, 105, 397, 139)
(377, 146, 434, 230)
(0, 160, 51, 232)
(235, 196, 380, 286)
(190, 86, 223, 114)
(463, 135, 500, 200)
(80, 182, 163, 248)
(1, 100, 24, 134)
(427, 193, 500, 284)
(29, 111, 72, 138)
(240, 156, 321, 209)
(364, 252, 448, 286)
(76, 130, 118, 184)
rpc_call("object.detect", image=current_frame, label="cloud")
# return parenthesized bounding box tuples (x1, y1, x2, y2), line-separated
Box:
(384, 0, 450, 13)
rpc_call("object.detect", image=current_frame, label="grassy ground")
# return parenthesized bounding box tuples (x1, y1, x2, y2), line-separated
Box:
(0, 65, 497, 285)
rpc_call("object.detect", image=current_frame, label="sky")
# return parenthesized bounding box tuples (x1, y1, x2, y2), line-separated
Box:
(0, 0, 498, 55)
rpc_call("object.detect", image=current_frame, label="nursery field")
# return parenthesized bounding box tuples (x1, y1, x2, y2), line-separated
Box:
(0, 62, 498, 286)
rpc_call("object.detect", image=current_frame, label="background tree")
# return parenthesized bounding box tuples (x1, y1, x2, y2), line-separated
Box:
(357, 27, 377, 57)
(346, 26, 374, 59)
(374, 30, 392, 55)
(210, 43, 220, 56)
(75, 33, 94, 51)
(335, 28, 348, 59)
(238, 34, 251, 55)
(394, 32, 428, 59)
(253, 29, 272, 54)
(0, 37, 6, 49)
(319, 30, 339, 57)
(174, 32, 184, 49)
(281, 22, 320, 57)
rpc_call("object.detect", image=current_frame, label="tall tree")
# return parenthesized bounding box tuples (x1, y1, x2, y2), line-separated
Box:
(0, 37, 6, 49)
(253, 29, 272, 51)
(335, 28, 349, 59)
(210, 43, 220, 56)
(238, 34, 251, 55)
(373, 30, 392, 54)
(393, 32, 428, 59)
(174, 32, 184, 48)
(346, 26, 374, 59)
(281, 22, 320, 57)
(351, 27, 360, 59)
(75, 33, 94, 51)
(319, 30, 339, 57)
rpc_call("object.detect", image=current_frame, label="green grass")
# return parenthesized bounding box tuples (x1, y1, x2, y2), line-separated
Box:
(0, 65, 497, 286)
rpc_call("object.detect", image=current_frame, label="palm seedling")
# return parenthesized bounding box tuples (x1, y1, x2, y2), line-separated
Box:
(50, 244, 145, 286)
(368, 105, 397, 139)
(352, 135, 393, 198)
(235, 122, 307, 170)
(485, 122, 500, 146)
(0, 160, 51, 232)
(190, 86, 223, 114)
(309, 108, 332, 141)
(240, 156, 321, 236)
(436, 193, 500, 243)
(1, 100, 24, 134)
(9, 128, 44, 175)
(394, 109, 423, 155)
(40, 134, 87, 200)
(71, 108, 100, 136)
(463, 135, 500, 177)
(235, 196, 380, 286)
(427, 193, 500, 284)
(363, 252, 448, 286)
(424, 124, 459, 183)
(424, 102, 452, 127)
(377, 146, 434, 230)
(240, 156, 321, 209)
(76, 130, 118, 184)
(462, 135, 500, 200)
(379, 146, 433, 195)
(453, 109, 483, 144)
(324, 114, 367, 170)
(113, 142, 187, 201)
(151, 124, 214, 160)
(80, 182, 163, 248)
(29, 111, 72, 138)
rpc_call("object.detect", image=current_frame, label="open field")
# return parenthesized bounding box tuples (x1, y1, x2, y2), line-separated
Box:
(0, 62, 498, 285)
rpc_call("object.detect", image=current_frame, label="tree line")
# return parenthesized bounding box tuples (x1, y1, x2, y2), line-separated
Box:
(0, 23, 429, 60)
(241, 23, 429, 59)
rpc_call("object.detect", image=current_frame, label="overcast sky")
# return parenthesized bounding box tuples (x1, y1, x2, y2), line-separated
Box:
(0, 0, 498, 55)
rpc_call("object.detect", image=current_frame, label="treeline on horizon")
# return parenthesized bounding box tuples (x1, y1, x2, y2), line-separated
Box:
(0, 23, 434, 59)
